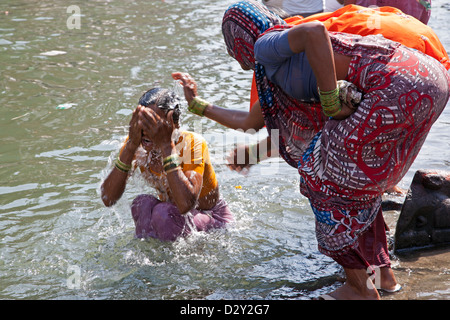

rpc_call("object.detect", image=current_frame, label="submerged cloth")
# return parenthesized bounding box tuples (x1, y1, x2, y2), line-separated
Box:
(298, 36, 450, 258)
(131, 194, 233, 241)
(353, 0, 432, 24)
(249, 4, 450, 108)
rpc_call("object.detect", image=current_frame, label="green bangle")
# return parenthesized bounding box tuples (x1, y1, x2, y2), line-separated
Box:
(163, 154, 181, 172)
(319, 87, 341, 117)
(188, 97, 209, 116)
(323, 106, 342, 117)
(115, 158, 131, 173)
(163, 154, 180, 166)
(163, 162, 180, 172)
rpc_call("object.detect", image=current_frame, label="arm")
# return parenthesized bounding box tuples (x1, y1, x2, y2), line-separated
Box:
(101, 108, 141, 207)
(227, 136, 277, 173)
(172, 72, 265, 131)
(203, 100, 265, 132)
(287, 22, 355, 119)
(139, 106, 202, 214)
(160, 141, 203, 214)
(288, 22, 337, 93)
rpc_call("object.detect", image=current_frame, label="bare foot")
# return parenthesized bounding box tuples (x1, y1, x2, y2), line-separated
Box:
(378, 267, 401, 292)
(385, 185, 407, 195)
(324, 282, 380, 300)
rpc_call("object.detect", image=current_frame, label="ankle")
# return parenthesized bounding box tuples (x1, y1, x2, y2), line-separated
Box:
(379, 267, 398, 290)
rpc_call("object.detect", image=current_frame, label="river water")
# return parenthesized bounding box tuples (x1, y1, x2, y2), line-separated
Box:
(0, 0, 449, 300)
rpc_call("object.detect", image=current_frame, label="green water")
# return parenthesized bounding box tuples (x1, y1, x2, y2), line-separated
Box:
(0, 0, 449, 300)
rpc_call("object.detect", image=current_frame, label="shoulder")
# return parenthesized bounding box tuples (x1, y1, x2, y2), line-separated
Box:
(255, 27, 293, 63)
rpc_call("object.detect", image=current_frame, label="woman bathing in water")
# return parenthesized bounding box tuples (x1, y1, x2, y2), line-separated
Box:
(100, 88, 233, 241)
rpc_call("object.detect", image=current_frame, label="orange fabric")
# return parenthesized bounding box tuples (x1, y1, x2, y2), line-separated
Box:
(177, 131, 218, 199)
(249, 4, 450, 108)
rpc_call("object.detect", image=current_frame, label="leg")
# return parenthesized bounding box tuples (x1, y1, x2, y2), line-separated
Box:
(379, 267, 400, 292)
(336, 268, 380, 300)
(357, 209, 399, 291)
(192, 199, 234, 232)
(326, 209, 399, 299)
(131, 194, 160, 238)
(150, 202, 193, 241)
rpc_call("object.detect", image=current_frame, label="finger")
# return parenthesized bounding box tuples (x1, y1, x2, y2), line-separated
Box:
(172, 72, 188, 79)
(172, 72, 190, 85)
(165, 110, 174, 127)
(139, 109, 158, 132)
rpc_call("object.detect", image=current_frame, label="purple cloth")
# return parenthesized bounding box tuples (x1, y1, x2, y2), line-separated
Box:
(131, 195, 234, 241)
(354, 0, 431, 24)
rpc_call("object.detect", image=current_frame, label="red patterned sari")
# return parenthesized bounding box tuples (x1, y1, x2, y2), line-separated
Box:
(297, 32, 450, 259)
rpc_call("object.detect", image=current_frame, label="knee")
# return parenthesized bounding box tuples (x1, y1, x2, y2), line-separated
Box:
(131, 194, 159, 222)
(151, 203, 188, 241)
(151, 203, 178, 228)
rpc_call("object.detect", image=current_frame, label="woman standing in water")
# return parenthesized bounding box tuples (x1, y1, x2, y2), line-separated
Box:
(100, 88, 233, 241)
(174, 0, 449, 299)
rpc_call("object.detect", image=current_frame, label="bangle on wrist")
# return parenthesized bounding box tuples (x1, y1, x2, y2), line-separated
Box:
(188, 97, 209, 116)
(163, 154, 181, 172)
(165, 166, 180, 174)
(115, 156, 132, 173)
(319, 87, 341, 117)
(163, 154, 180, 166)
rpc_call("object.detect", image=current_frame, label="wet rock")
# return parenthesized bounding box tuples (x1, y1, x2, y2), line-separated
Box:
(394, 170, 450, 253)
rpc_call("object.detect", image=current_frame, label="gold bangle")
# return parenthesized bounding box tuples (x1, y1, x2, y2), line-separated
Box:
(163, 162, 180, 172)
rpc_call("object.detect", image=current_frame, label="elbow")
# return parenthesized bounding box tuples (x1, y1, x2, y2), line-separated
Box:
(175, 195, 198, 215)
(101, 195, 116, 207)
(306, 21, 327, 40)
(176, 200, 196, 215)
(100, 185, 117, 207)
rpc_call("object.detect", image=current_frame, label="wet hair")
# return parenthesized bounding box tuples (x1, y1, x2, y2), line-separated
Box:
(138, 87, 181, 124)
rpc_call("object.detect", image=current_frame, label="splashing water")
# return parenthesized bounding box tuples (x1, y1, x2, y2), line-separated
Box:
(0, 0, 449, 300)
